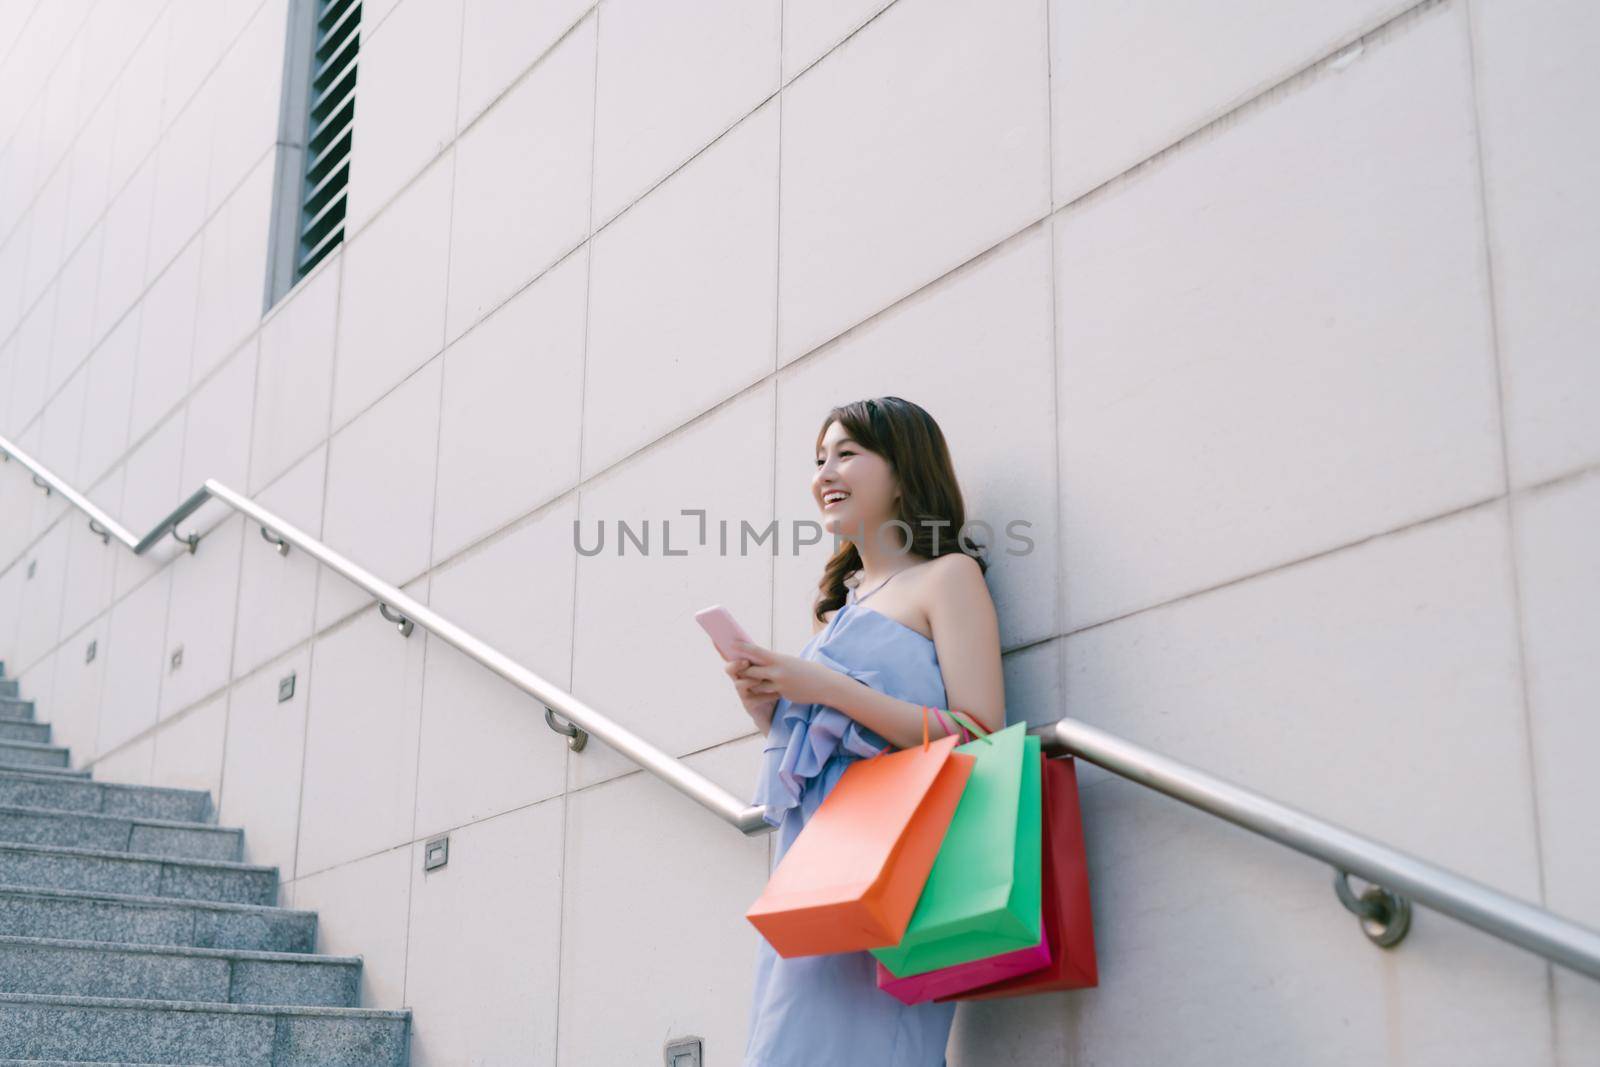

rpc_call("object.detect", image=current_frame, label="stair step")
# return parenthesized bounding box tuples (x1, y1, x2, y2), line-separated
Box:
(0, 768, 214, 823)
(0, 1061, 225, 1066)
(0, 842, 278, 906)
(0, 699, 36, 723)
(0, 1061, 224, 1066)
(0, 762, 89, 779)
(0, 740, 68, 770)
(0, 678, 16, 699)
(0, 805, 242, 862)
(0, 934, 362, 1008)
(0, 885, 316, 953)
(0, 991, 410, 1065)
(0, 721, 47, 744)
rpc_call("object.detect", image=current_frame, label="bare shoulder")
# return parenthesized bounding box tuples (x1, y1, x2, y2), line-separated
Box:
(929, 551, 986, 593)
(924, 552, 990, 615)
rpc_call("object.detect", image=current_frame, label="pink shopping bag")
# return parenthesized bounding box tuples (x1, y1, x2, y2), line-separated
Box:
(875, 902, 1050, 1004)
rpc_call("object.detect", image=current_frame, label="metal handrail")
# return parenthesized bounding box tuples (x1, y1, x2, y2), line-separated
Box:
(1, 432, 768, 834)
(5, 430, 1599, 984)
(1036, 719, 1600, 980)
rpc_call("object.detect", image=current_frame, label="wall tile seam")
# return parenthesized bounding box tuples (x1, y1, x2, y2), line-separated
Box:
(125, 67, 220, 505)
(277, 723, 827, 892)
(285, 584, 432, 892)
(40, 300, 95, 756)
(1042, 0, 1068, 765)
(142, 624, 320, 755)
(0, 0, 107, 182)
(81, 521, 311, 775)
(396, 0, 475, 1009)
(66, 320, 252, 526)
(1060, 487, 1518, 648)
(0, 0, 193, 257)
(780, 0, 902, 89)
(767, 0, 784, 892)
(0, 0, 268, 268)
(90, 637, 225, 771)
(353, 0, 411, 52)
(33, 159, 105, 493)
(1458, 0, 1560, 1052)
(1458, 0, 1547, 902)
(451, 2, 595, 136)
(86, 558, 169, 768)
(2, 138, 280, 456)
(302, 190, 345, 886)
(2, 496, 236, 686)
(552, 9, 605, 1052)
(255, 222, 343, 346)
(166, 360, 258, 823)
(0, 0, 135, 130)
(0, 2, 54, 79)
(280, 599, 320, 886)
(1052, 0, 1445, 217)
(342, 0, 846, 297)
(0, 19, 272, 379)
(279, 784, 568, 895)
(0, 0, 423, 289)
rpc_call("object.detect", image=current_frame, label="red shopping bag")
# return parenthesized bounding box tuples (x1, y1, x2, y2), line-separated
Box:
(935, 749, 1098, 999)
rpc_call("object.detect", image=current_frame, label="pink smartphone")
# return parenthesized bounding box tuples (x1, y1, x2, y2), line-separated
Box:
(695, 605, 756, 662)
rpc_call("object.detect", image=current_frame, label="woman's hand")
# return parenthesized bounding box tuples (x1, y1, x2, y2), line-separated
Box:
(732, 639, 845, 708)
(725, 651, 780, 732)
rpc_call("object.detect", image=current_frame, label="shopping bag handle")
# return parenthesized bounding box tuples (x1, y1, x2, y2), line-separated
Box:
(928, 706, 962, 741)
(923, 705, 995, 745)
(864, 706, 938, 759)
(868, 707, 992, 759)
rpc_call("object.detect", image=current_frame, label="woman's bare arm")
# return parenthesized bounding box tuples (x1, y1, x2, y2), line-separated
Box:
(816, 553, 1005, 748)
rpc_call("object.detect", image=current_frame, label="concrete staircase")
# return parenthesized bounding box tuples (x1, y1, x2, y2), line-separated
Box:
(0, 660, 412, 1065)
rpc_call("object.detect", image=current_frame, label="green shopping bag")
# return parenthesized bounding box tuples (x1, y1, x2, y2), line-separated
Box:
(870, 720, 1043, 977)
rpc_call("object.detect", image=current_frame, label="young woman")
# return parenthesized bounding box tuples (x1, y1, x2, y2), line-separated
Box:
(727, 396, 1006, 1067)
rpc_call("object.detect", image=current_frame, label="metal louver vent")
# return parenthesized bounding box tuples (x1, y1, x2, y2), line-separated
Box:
(296, 0, 359, 278)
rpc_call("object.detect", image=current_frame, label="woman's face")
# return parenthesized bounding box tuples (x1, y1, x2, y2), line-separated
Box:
(814, 420, 899, 539)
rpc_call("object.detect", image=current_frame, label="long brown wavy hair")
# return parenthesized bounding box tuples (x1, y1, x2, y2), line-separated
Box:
(812, 397, 988, 625)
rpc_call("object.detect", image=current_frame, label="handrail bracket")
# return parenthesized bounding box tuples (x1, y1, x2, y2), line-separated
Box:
(260, 524, 290, 555)
(1334, 869, 1412, 947)
(545, 707, 589, 751)
(376, 602, 414, 637)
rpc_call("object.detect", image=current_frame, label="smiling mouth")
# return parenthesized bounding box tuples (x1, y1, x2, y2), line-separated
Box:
(822, 493, 850, 508)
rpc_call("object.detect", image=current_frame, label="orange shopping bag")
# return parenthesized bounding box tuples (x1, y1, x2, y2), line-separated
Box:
(746, 706, 977, 958)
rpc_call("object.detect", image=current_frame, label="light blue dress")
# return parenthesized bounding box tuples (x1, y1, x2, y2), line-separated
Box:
(744, 577, 958, 1067)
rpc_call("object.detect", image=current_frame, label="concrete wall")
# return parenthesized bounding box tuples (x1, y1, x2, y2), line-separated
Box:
(1, 0, 1596, 1063)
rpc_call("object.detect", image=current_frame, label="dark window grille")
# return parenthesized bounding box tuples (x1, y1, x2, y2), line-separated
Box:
(296, 0, 359, 279)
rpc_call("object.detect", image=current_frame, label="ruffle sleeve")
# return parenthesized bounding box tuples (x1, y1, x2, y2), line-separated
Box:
(751, 645, 894, 829)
